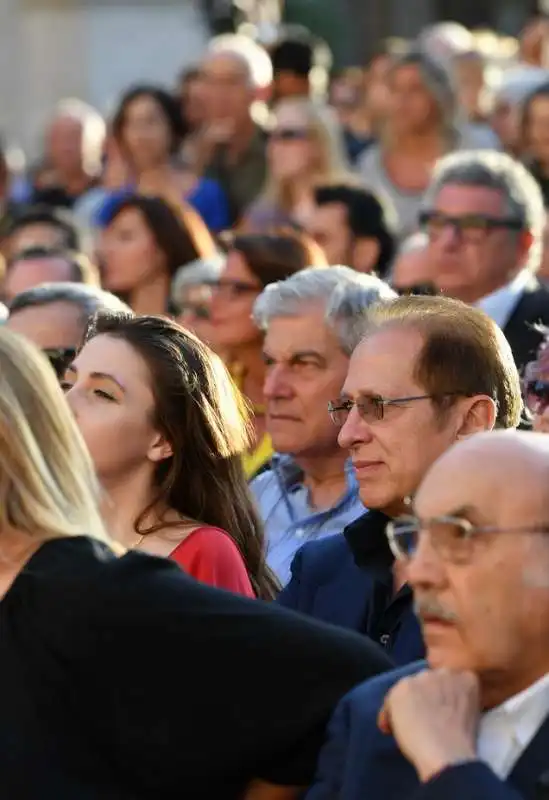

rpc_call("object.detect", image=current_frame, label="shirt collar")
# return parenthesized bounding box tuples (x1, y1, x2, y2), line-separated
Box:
(344, 509, 394, 571)
(475, 270, 529, 329)
(482, 672, 549, 752)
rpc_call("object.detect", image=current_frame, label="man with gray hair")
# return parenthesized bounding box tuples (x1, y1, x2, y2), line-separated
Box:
(7, 282, 130, 378)
(422, 149, 549, 369)
(251, 266, 395, 585)
(199, 34, 272, 224)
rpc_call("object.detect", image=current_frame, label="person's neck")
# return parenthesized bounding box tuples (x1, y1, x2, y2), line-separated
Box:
(479, 662, 549, 711)
(129, 274, 170, 316)
(231, 342, 265, 405)
(101, 472, 158, 549)
(388, 130, 445, 158)
(227, 116, 256, 159)
(60, 168, 92, 196)
(450, 269, 522, 305)
(298, 449, 351, 511)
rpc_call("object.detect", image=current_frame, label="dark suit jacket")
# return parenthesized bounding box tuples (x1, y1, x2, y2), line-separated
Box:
(306, 662, 549, 800)
(277, 513, 424, 666)
(504, 276, 549, 371)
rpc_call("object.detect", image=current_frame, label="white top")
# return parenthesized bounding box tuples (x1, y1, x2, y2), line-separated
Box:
(475, 270, 530, 330)
(477, 671, 549, 778)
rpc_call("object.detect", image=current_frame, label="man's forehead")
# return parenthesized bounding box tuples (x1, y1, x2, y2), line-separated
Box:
(433, 183, 506, 213)
(203, 52, 248, 80)
(343, 326, 422, 394)
(264, 310, 338, 354)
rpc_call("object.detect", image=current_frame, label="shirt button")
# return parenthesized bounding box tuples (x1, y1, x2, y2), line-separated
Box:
(380, 634, 390, 646)
(295, 528, 305, 538)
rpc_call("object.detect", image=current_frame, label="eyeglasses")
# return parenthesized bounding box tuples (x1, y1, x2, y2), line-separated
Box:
(43, 348, 76, 380)
(328, 392, 465, 425)
(203, 279, 261, 299)
(386, 514, 549, 564)
(419, 210, 524, 243)
(392, 282, 439, 297)
(524, 379, 549, 415)
(269, 128, 310, 142)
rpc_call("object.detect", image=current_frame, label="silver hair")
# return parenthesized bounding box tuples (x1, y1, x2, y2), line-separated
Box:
(207, 34, 273, 90)
(8, 282, 132, 327)
(171, 255, 225, 300)
(425, 150, 546, 272)
(52, 98, 106, 175)
(253, 265, 397, 356)
(391, 50, 460, 148)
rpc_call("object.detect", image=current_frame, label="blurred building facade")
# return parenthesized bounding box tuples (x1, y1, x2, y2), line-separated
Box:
(0, 0, 211, 156)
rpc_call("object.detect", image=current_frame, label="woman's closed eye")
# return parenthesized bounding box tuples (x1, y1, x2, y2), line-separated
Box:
(93, 388, 117, 402)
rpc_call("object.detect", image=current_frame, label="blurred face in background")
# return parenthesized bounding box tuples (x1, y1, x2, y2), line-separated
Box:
(524, 94, 549, 165)
(3, 256, 73, 303)
(176, 283, 217, 349)
(201, 53, 254, 127)
(180, 73, 207, 131)
(366, 54, 392, 131)
(120, 94, 173, 171)
(424, 183, 526, 303)
(268, 101, 320, 182)
(453, 54, 485, 120)
(7, 223, 68, 259)
(100, 208, 166, 294)
(46, 115, 84, 177)
(330, 77, 363, 129)
(387, 63, 439, 136)
(491, 99, 521, 155)
(207, 249, 262, 352)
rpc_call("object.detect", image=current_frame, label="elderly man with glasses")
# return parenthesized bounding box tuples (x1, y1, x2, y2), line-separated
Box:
(307, 429, 549, 800)
(279, 294, 522, 668)
(422, 150, 549, 371)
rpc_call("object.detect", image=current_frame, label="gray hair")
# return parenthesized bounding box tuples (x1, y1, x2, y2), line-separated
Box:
(207, 34, 273, 90)
(253, 265, 397, 356)
(171, 255, 225, 302)
(8, 283, 132, 327)
(391, 50, 460, 148)
(51, 98, 106, 175)
(426, 150, 546, 272)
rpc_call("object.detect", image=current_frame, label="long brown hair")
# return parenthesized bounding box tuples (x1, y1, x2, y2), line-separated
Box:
(85, 311, 279, 599)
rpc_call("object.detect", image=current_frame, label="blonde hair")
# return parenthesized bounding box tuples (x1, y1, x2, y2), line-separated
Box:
(265, 97, 354, 212)
(0, 328, 109, 544)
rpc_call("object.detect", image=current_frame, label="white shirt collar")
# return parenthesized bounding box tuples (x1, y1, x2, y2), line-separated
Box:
(475, 270, 530, 330)
(477, 672, 549, 779)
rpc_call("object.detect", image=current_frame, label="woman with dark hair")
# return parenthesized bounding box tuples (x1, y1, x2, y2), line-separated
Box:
(63, 311, 278, 599)
(99, 194, 217, 314)
(208, 230, 327, 478)
(521, 82, 549, 207)
(96, 84, 229, 231)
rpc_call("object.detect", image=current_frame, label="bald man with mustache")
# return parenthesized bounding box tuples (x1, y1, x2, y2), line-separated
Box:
(307, 430, 549, 800)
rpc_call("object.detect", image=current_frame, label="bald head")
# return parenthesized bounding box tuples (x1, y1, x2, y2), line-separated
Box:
(416, 430, 549, 527)
(408, 429, 549, 687)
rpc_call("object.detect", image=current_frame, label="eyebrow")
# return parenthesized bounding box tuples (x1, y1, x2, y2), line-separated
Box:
(65, 364, 126, 393)
(264, 350, 328, 365)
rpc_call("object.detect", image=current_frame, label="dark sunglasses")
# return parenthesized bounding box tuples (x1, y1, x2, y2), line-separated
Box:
(176, 303, 210, 320)
(43, 348, 76, 380)
(524, 379, 549, 415)
(269, 128, 310, 142)
(392, 282, 439, 297)
(419, 210, 524, 242)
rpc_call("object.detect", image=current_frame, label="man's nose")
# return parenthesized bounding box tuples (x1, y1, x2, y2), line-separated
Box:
(405, 531, 447, 592)
(263, 365, 293, 399)
(434, 223, 461, 251)
(337, 403, 373, 450)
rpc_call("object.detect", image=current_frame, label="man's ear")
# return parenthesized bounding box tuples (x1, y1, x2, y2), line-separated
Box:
(147, 433, 173, 464)
(456, 396, 497, 440)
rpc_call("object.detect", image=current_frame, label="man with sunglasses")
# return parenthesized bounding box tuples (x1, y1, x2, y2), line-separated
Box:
(307, 429, 549, 800)
(279, 294, 522, 667)
(6, 282, 130, 379)
(422, 149, 549, 371)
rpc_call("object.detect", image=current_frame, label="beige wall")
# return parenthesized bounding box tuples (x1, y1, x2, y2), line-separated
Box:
(0, 0, 209, 157)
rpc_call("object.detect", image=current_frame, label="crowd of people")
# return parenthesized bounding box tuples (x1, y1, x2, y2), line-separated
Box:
(1, 12, 549, 800)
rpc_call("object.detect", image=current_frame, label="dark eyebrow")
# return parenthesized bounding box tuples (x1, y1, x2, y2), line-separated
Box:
(65, 364, 126, 393)
(289, 350, 327, 366)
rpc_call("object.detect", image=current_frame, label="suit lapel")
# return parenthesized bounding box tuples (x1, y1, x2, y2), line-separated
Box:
(507, 712, 549, 798)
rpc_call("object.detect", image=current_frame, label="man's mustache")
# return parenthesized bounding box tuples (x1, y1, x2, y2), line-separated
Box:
(414, 596, 460, 624)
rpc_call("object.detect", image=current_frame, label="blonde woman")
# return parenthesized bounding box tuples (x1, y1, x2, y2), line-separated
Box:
(244, 97, 354, 231)
(0, 329, 390, 797)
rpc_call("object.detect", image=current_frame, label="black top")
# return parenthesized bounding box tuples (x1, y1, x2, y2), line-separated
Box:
(0, 536, 393, 799)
